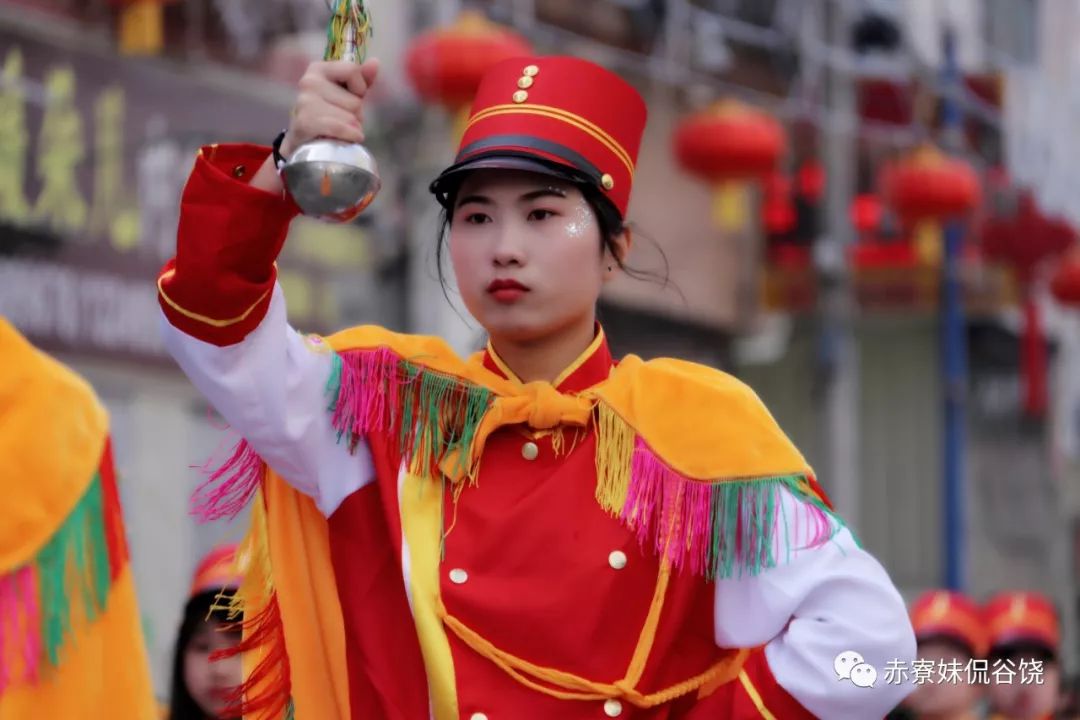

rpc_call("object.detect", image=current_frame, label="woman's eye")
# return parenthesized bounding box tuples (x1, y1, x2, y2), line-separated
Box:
(528, 209, 555, 221)
(463, 212, 490, 224)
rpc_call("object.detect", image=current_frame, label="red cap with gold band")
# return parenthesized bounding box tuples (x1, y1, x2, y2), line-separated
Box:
(430, 55, 647, 218)
(984, 591, 1060, 656)
(188, 544, 242, 599)
(910, 590, 988, 657)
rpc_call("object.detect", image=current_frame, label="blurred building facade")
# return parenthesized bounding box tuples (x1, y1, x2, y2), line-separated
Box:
(2, 0, 1079, 696)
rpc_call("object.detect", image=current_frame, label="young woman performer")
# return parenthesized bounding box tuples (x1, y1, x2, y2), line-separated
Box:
(158, 55, 916, 719)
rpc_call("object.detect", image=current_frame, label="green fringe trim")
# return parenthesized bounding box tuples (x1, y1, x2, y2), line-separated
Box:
(37, 473, 112, 666)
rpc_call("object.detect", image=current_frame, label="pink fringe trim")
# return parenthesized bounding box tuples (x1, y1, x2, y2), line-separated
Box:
(191, 439, 265, 522)
(0, 566, 40, 694)
(625, 438, 836, 578)
(332, 347, 404, 437)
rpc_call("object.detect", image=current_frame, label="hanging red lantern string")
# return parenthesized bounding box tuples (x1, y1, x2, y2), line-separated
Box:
(673, 100, 785, 231)
(981, 189, 1076, 418)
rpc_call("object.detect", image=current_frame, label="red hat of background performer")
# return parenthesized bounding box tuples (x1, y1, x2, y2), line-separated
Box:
(430, 55, 648, 218)
(984, 591, 1060, 656)
(188, 544, 242, 599)
(910, 590, 988, 657)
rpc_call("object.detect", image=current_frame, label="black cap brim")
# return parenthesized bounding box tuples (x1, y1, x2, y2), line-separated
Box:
(430, 152, 590, 210)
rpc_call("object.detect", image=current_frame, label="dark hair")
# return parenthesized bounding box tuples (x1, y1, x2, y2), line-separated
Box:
(989, 640, 1057, 666)
(916, 633, 977, 660)
(433, 177, 675, 305)
(168, 589, 240, 720)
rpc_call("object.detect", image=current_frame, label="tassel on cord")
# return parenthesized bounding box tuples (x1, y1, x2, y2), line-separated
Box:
(594, 404, 636, 513)
(0, 470, 119, 698)
(324, 0, 373, 63)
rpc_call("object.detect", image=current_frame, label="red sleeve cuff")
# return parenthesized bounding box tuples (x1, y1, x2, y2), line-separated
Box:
(158, 144, 299, 346)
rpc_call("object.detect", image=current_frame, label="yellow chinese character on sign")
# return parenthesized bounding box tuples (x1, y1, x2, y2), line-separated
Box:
(88, 86, 139, 250)
(33, 66, 87, 234)
(0, 48, 30, 222)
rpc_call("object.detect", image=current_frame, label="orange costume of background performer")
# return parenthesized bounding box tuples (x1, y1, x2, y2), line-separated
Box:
(0, 319, 156, 719)
(158, 55, 916, 718)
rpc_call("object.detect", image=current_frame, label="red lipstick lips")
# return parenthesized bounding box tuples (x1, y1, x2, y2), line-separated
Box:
(487, 278, 529, 303)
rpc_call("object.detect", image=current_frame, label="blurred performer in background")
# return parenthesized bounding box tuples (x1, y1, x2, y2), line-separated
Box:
(986, 591, 1061, 720)
(168, 544, 243, 720)
(900, 590, 987, 720)
(0, 318, 156, 719)
(158, 54, 915, 718)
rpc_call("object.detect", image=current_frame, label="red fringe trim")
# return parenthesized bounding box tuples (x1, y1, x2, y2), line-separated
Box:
(99, 439, 128, 580)
(214, 593, 292, 720)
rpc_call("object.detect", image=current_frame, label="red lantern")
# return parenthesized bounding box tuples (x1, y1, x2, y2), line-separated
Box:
(1051, 249, 1080, 306)
(882, 144, 980, 224)
(980, 189, 1076, 419)
(673, 101, 785, 182)
(796, 161, 826, 202)
(405, 12, 532, 111)
(850, 194, 883, 235)
(762, 172, 796, 235)
(673, 101, 784, 230)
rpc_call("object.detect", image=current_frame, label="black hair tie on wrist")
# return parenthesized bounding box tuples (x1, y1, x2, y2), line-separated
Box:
(272, 129, 288, 170)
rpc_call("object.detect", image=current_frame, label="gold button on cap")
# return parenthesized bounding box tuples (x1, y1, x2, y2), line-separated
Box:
(518, 76, 534, 89)
(523, 64, 540, 77)
(512, 90, 529, 103)
(601, 173, 615, 191)
(604, 699, 623, 717)
(449, 568, 469, 584)
(521, 441, 539, 461)
(608, 550, 628, 570)
(470, 714, 489, 720)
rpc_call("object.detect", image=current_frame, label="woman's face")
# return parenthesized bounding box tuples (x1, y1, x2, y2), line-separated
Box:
(183, 620, 242, 719)
(988, 656, 1060, 720)
(904, 639, 982, 716)
(448, 169, 624, 345)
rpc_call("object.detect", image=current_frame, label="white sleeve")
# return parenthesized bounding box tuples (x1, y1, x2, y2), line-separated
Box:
(714, 488, 917, 719)
(161, 284, 375, 516)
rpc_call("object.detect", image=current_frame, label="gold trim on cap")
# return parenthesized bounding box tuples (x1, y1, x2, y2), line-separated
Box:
(517, 76, 534, 89)
(523, 64, 540, 77)
(512, 90, 529, 103)
(465, 104, 635, 176)
(601, 174, 615, 191)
